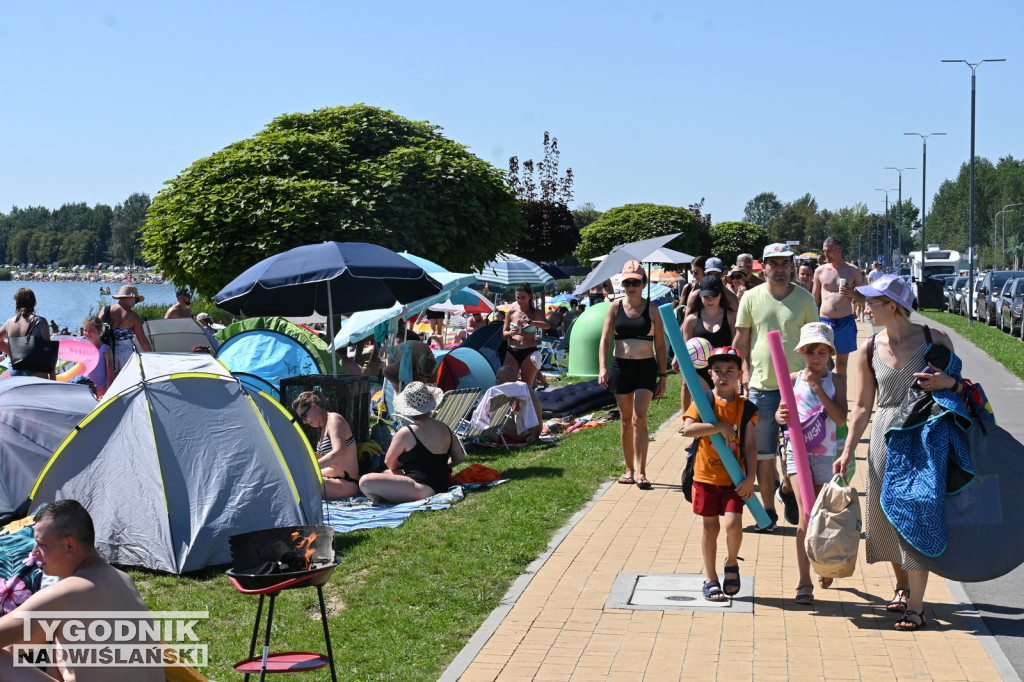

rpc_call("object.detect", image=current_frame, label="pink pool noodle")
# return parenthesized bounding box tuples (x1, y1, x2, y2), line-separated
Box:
(766, 330, 815, 521)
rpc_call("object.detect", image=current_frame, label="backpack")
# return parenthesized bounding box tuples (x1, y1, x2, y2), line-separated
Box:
(682, 395, 758, 502)
(98, 306, 116, 348)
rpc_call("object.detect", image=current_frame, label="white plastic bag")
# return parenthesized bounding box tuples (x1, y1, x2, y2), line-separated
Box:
(805, 476, 862, 579)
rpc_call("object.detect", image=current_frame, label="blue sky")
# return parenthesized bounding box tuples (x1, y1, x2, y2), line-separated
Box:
(2, 1, 1023, 225)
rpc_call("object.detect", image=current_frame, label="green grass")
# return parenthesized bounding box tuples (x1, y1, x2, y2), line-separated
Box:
(132, 375, 684, 681)
(917, 310, 1024, 379)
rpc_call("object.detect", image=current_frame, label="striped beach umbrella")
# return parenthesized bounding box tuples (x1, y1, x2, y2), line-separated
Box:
(476, 254, 553, 287)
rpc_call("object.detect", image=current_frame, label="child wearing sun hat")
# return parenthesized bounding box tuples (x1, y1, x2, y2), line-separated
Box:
(775, 321, 849, 605)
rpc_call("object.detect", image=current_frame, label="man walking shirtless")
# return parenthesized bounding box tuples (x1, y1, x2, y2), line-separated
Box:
(812, 237, 866, 374)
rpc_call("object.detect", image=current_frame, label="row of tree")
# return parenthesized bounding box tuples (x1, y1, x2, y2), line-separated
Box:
(0, 194, 152, 267)
(741, 155, 1024, 269)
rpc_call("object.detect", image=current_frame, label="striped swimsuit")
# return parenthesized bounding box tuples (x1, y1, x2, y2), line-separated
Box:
(865, 339, 928, 569)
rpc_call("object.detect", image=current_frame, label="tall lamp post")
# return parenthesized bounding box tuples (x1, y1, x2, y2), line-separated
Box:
(943, 58, 1006, 325)
(884, 167, 915, 266)
(875, 189, 898, 268)
(997, 203, 1024, 269)
(904, 133, 946, 252)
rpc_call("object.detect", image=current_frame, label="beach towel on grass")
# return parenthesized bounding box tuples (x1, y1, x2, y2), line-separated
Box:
(322, 481, 506, 533)
(883, 345, 973, 557)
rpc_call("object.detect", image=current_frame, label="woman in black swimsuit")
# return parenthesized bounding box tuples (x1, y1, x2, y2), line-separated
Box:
(503, 282, 548, 388)
(676, 275, 736, 411)
(359, 382, 466, 503)
(292, 391, 360, 500)
(598, 260, 668, 490)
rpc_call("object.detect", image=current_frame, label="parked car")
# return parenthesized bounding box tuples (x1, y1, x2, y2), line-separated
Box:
(998, 277, 1024, 334)
(977, 270, 1024, 325)
(944, 276, 968, 315)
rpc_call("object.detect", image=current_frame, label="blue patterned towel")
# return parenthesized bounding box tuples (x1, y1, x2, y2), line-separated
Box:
(0, 522, 43, 616)
(883, 349, 974, 557)
(322, 481, 506, 533)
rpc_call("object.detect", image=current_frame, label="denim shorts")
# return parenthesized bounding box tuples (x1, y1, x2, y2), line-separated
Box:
(747, 387, 781, 460)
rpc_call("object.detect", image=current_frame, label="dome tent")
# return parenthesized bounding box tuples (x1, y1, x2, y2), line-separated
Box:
(0, 378, 97, 524)
(140, 317, 220, 353)
(29, 353, 322, 574)
(215, 316, 336, 392)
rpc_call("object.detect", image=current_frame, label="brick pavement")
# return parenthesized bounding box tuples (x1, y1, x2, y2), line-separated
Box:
(443, 320, 1007, 681)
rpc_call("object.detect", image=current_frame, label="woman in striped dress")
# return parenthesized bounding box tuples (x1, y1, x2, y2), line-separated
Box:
(836, 274, 965, 631)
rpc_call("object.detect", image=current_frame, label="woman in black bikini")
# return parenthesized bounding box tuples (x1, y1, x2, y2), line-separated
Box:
(292, 391, 360, 500)
(598, 260, 668, 490)
(359, 382, 466, 503)
(677, 275, 736, 411)
(503, 282, 548, 388)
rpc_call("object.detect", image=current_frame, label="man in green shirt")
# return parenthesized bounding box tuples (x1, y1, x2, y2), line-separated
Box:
(733, 243, 819, 530)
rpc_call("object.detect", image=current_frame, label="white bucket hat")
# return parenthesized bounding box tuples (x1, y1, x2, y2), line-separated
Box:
(393, 381, 443, 419)
(794, 322, 836, 355)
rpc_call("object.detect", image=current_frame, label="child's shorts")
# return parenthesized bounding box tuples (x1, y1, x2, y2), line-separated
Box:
(785, 449, 834, 487)
(692, 481, 744, 517)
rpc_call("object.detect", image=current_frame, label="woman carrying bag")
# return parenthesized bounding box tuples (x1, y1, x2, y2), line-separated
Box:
(0, 288, 57, 378)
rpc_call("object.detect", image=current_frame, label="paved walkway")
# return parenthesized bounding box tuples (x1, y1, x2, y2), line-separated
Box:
(442, 319, 1015, 681)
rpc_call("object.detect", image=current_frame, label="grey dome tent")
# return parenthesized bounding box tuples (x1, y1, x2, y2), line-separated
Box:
(140, 317, 220, 353)
(0, 378, 97, 524)
(29, 353, 323, 574)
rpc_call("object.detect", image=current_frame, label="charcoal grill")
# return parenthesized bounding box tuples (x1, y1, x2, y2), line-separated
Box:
(227, 525, 338, 681)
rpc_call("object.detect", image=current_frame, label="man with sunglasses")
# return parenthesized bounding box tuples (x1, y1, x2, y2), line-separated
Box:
(164, 288, 193, 319)
(733, 244, 819, 530)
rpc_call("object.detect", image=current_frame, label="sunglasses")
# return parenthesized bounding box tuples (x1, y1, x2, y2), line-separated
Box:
(622, 280, 643, 287)
(730, 274, 745, 280)
(299, 404, 314, 422)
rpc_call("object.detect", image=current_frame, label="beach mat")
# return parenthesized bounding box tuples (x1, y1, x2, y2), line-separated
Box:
(322, 481, 506, 533)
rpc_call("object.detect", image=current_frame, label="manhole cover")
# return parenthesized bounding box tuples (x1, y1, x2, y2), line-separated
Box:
(604, 573, 754, 612)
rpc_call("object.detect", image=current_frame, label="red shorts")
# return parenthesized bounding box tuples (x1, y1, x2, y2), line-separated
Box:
(692, 480, 744, 517)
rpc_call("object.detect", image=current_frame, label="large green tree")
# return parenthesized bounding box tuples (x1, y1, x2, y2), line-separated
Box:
(111, 192, 152, 265)
(709, 221, 770, 267)
(743, 191, 782, 234)
(143, 104, 523, 295)
(506, 132, 577, 263)
(574, 203, 701, 262)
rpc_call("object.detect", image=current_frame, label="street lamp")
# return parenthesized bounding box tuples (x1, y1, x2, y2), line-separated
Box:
(875, 189, 898, 268)
(997, 203, 1024, 269)
(943, 58, 1006, 325)
(885, 166, 915, 262)
(904, 133, 946, 252)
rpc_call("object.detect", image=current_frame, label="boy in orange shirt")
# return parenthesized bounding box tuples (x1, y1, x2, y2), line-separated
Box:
(682, 346, 758, 601)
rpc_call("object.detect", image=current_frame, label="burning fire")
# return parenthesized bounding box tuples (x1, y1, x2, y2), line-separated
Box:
(290, 531, 320, 570)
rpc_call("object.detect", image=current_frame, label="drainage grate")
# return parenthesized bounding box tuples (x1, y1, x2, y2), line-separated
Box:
(605, 572, 754, 613)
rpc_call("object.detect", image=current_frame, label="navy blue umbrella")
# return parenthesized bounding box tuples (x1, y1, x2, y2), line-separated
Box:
(215, 242, 442, 375)
(540, 262, 571, 280)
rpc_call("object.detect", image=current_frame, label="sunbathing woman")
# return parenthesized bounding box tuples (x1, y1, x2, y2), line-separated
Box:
(503, 282, 548, 388)
(292, 390, 360, 500)
(359, 382, 466, 503)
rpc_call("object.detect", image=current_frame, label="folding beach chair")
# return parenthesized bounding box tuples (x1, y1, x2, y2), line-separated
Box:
(457, 398, 515, 450)
(431, 387, 483, 431)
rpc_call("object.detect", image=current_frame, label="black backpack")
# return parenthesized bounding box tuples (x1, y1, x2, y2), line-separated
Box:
(98, 306, 116, 348)
(682, 395, 758, 502)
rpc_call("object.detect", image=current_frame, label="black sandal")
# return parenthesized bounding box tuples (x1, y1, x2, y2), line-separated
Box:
(895, 610, 926, 631)
(886, 588, 909, 613)
(723, 564, 741, 595)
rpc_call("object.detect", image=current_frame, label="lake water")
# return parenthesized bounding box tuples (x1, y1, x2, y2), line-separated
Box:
(0, 281, 178, 331)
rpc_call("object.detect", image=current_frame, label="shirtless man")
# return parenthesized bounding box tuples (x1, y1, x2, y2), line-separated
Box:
(811, 237, 866, 374)
(0, 500, 163, 681)
(164, 288, 193, 319)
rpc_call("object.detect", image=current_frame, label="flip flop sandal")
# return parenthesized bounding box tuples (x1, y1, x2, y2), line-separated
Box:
(895, 610, 926, 631)
(723, 564, 741, 596)
(795, 584, 814, 605)
(636, 477, 652, 490)
(618, 475, 635, 485)
(702, 580, 727, 602)
(886, 588, 909, 613)
(818, 576, 834, 589)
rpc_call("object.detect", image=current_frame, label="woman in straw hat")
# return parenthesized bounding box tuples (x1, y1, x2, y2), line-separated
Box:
(103, 285, 152, 376)
(598, 259, 668, 490)
(359, 381, 466, 503)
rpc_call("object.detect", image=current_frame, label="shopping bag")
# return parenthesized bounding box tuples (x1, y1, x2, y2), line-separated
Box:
(804, 476, 861, 578)
(8, 319, 58, 374)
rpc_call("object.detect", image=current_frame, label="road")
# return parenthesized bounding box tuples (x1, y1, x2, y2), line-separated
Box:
(910, 313, 1024, 680)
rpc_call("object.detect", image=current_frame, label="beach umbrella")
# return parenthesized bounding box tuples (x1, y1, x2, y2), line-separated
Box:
(539, 262, 571, 280)
(215, 241, 442, 376)
(476, 254, 553, 288)
(428, 289, 495, 314)
(399, 252, 480, 307)
(573, 233, 683, 296)
(641, 246, 694, 265)
(649, 269, 683, 283)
